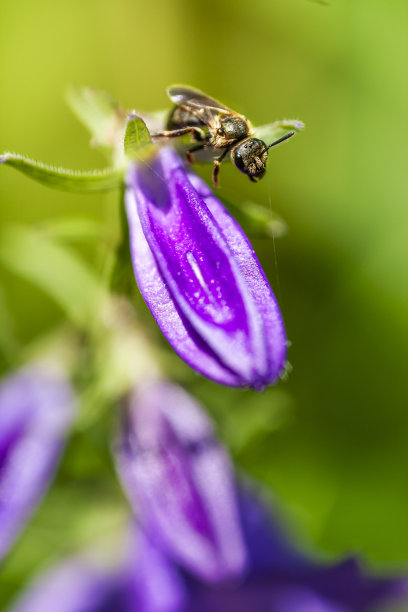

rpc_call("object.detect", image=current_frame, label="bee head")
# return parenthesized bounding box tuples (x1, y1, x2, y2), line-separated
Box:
(231, 131, 296, 182)
(231, 138, 268, 182)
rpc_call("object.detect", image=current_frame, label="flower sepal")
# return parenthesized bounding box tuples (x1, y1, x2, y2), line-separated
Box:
(0, 153, 122, 193)
(123, 113, 157, 162)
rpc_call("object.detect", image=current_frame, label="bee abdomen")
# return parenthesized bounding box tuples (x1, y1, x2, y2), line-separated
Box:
(167, 106, 204, 130)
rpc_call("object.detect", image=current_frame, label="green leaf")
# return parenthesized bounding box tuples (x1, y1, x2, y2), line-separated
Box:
(123, 113, 154, 160)
(0, 287, 20, 362)
(223, 197, 287, 238)
(253, 119, 305, 146)
(38, 218, 107, 243)
(222, 389, 294, 453)
(0, 152, 123, 192)
(0, 224, 103, 329)
(67, 86, 126, 157)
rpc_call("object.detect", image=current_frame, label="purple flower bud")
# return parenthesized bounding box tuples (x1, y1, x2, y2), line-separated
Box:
(115, 381, 248, 583)
(125, 148, 286, 389)
(0, 365, 75, 559)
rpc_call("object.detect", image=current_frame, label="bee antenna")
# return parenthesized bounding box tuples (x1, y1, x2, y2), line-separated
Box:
(266, 131, 295, 151)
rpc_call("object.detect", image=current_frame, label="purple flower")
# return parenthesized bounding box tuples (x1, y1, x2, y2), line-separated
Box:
(130, 532, 408, 612)
(114, 381, 408, 612)
(10, 530, 407, 612)
(125, 148, 286, 389)
(7, 381, 408, 611)
(0, 365, 75, 560)
(116, 381, 248, 583)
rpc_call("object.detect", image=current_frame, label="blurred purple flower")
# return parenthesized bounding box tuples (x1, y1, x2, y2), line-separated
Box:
(0, 365, 75, 560)
(113, 381, 408, 612)
(116, 381, 248, 583)
(125, 148, 286, 389)
(129, 529, 408, 612)
(10, 528, 408, 612)
(7, 381, 408, 611)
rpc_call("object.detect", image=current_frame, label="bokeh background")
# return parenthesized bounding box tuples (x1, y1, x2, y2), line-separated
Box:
(1, 0, 408, 607)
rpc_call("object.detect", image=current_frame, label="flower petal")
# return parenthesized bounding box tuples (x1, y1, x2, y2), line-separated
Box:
(126, 528, 186, 612)
(9, 559, 124, 612)
(10, 530, 185, 612)
(125, 148, 286, 388)
(115, 381, 248, 583)
(0, 365, 75, 559)
(235, 489, 408, 611)
(295, 557, 408, 612)
(187, 171, 287, 386)
(236, 485, 308, 575)
(183, 581, 350, 612)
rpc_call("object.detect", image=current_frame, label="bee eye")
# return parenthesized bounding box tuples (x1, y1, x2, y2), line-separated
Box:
(232, 145, 247, 173)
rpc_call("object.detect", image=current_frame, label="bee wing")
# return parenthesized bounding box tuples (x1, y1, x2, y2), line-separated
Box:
(166, 86, 232, 114)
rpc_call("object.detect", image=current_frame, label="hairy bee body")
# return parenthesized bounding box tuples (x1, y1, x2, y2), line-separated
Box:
(167, 106, 204, 133)
(168, 105, 251, 148)
(152, 86, 295, 187)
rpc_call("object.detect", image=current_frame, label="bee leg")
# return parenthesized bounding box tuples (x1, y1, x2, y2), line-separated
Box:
(185, 143, 205, 165)
(212, 148, 229, 189)
(151, 126, 205, 140)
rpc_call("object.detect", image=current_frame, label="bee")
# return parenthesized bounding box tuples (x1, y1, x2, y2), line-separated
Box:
(151, 86, 295, 188)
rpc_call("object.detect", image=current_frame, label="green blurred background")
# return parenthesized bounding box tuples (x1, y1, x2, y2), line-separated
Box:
(1, 0, 408, 606)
